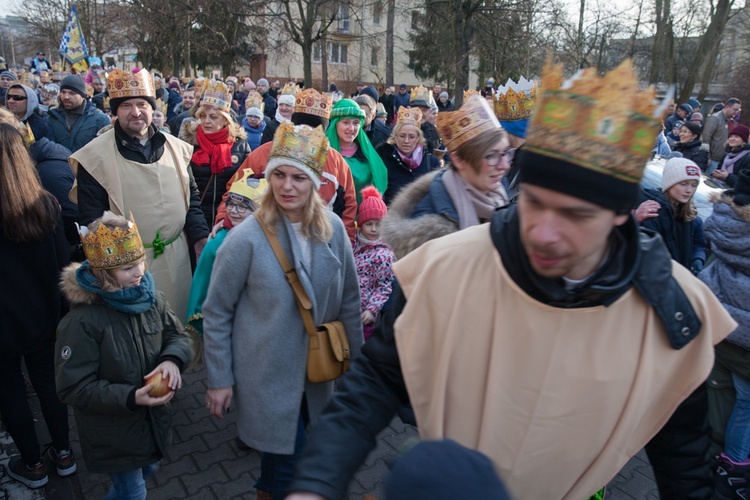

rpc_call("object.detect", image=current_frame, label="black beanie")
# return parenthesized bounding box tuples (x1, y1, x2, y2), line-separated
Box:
(60, 75, 88, 98)
(109, 96, 157, 115)
(682, 121, 702, 136)
(360, 85, 379, 103)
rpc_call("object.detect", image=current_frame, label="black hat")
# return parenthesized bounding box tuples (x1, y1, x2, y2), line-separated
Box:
(60, 75, 88, 99)
(360, 85, 379, 103)
(678, 103, 693, 114)
(730, 171, 750, 206)
(682, 121, 702, 136)
(399, 83, 406, 89)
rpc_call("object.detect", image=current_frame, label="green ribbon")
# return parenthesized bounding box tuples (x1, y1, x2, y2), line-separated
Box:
(144, 231, 180, 259)
(587, 487, 606, 500)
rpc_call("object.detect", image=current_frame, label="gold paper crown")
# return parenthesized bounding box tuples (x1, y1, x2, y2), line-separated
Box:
(281, 83, 299, 96)
(294, 88, 333, 119)
(494, 77, 537, 122)
(268, 123, 328, 180)
(201, 81, 232, 113)
(78, 212, 146, 270)
(245, 90, 264, 112)
(228, 168, 268, 201)
(397, 106, 422, 127)
(155, 99, 168, 115)
(194, 78, 211, 97)
(525, 59, 662, 183)
(463, 89, 481, 100)
(409, 85, 432, 107)
(84, 83, 94, 98)
(106, 69, 156, 100)
(437, 95, 502, 151)
(102, 96, 111, 110)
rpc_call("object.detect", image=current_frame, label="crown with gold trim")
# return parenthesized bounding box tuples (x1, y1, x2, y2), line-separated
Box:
(409, 85, 432, 108)
(77, 212, 146, 270)
(436, 94, 502, 151)
(106, 69, 155, 100)
(525, 59, 663, 185)
(194, 78, 211, 98)
(245, 90, 264, 112)
(228, 168, 268, 202)
(281, 83, 299, 97)
(294, 88, 333, 119)
(155, 99, 168, 115)
(102, 96, 111, 110)
(494, 76, 537, 122)
(268, 123, 328, 188)
(463, 89, 481, 101)
(396, 106, 422, 127)
(201, 81, 231, 113)
(20, 72, 38, 89)
(84, 83, 94, 98)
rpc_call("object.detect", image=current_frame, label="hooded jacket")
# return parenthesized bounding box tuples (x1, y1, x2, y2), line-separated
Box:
(242, 116, 265, 150)
(9, 84, 48, 140)
(45, 99, 110, 152)
(55, 263, 194, 473)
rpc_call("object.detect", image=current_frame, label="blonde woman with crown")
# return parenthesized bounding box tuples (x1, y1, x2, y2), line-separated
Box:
(181, 82, 251, 228)
(202, 123, 362, 500)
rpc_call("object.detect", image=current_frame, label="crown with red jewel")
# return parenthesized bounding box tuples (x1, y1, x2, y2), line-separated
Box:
(106, 69, 155, 100)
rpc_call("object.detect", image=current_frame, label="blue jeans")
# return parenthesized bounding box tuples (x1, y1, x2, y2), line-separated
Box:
(104, 463, 159, 500)
(254, 414, 307, 498)
(725, 373, 750, 462)
(707, 160, 719, 175)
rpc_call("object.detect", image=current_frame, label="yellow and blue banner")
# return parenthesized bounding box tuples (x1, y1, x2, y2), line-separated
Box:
(58, 6, 89, 71)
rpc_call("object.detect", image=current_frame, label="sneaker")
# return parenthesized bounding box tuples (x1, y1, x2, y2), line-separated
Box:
(715, 453, 750, 500)
(6, 456, 49, 489)
(45, 446, 77, 477)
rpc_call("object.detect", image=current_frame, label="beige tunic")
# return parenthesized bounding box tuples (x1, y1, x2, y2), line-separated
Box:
(393, 223, 736, 500)
(69, 129, 194, 319)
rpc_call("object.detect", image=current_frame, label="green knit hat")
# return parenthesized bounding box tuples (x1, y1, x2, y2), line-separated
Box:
(329, 98, 366, 123)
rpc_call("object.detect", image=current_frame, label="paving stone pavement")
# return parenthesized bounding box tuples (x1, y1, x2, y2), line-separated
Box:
(2, 364, 659, 499)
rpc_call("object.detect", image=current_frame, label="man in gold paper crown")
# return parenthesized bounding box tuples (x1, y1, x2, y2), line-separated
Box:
(215, 88, 358, 241)
(68, 68, 210, 321)
(287, 60, 736, 500)
(408, 84, 441, 154)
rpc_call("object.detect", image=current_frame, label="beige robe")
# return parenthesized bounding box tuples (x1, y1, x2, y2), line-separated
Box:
(69, 129, 194, 319)
(393, 223, 736, 500)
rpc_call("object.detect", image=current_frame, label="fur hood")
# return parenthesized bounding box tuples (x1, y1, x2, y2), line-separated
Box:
(381, 170, 458, 259)
(710, 190, 750, 223)
(60, 262, 99, 306)
(179, 119, 247, 146)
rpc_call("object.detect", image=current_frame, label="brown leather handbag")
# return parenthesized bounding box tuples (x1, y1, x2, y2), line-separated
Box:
(260, 221, 351, 383)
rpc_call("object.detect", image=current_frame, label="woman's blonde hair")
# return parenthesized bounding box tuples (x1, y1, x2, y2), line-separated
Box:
(451, 128, 507, 174)
(87, 213, 148, 291)
(254, 181, 333, 242)
(387, 122, 427, 147)
(192, 105, 247, 140)
(666, 192, 698, 222)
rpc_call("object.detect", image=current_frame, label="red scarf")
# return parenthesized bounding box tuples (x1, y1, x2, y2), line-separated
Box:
(192, 126, 234, 174)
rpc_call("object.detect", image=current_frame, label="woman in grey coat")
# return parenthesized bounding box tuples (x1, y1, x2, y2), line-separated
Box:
(202, 123, 363, 500)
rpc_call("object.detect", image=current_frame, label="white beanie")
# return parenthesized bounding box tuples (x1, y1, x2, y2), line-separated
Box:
(278, 94, 295, 106)
(257, 78, 269, 87)
(246, 107, 264, 119)
(662, 158, 702, 191)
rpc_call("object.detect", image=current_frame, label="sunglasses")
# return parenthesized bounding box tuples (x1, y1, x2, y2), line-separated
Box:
(7, 95, 27, 101)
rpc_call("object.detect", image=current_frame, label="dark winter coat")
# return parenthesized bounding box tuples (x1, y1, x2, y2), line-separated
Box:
(378, 93, 395, 124)
(0, 200, 69, 358)
(376, 142, 439, 205)
(45, 100, 110, 152)
(393, 92, 410, 115)
(365, 120, 391, 150)
(717, 143, 750, 187)
(673, 138, 709, 171)
(639, 187, 707, 269)
(421, 121, 441, 154)
(55, 263, 193, 473)
(436, 99, 454, 112)
(260, 117, 282, 145)
(262, 92, 277, 120)
(29, 137, 78, 246)
(288, 205, 716, 500)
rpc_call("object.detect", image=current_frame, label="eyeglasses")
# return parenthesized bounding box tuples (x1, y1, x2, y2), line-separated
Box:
(226, 201, 254, 214)
(7, 95, 27, 101)
(484, 151, 510, 167)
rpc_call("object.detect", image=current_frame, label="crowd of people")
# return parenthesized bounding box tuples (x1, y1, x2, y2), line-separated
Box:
(1, 54, 750, 500)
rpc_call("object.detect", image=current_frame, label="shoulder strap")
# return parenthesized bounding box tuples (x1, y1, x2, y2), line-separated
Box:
(258, 220, 317, 337)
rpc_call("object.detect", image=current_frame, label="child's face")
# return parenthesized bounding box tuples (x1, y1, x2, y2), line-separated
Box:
(225, 197, 254, 227)
(153, 110, 165, 128)
(111, 259, 146, 288)
(360, 220, 380, 241)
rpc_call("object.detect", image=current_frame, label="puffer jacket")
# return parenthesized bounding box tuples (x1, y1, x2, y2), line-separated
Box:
(45, 100, 110, 152)
(55, 263, 194, 474)
(673, 138, 709, 172)
(180, 124, 251, 227)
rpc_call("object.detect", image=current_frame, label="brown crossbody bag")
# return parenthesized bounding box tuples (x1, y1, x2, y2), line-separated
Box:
(259, 221, 351, 383)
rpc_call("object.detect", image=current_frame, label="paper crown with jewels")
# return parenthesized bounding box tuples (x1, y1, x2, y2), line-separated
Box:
(519, 58, 668, 214)
(267, 123, 329, 189)
(155, 99, 168, 115)
(245, 90, 265, 112)
(228, 168, 268, 202)
(106, 69, 155, 100)
(493, 76, 537, 122)
(102, 96, 111, 110)
(436, 94, 502, 151)
(294, 88, 333, 119)
(463, 89, 481, 100)
(201, 81, 232, 113)
(409, 85, 432, 108)
(77, 212, 146, 270)
(281, 83, 299, 97)
(396, 106, 422, 127)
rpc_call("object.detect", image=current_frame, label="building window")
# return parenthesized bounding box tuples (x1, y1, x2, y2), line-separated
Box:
(313, 42, 322, 62)
(337, 3, 350, 33)
(373, 1, 382, 25)
(411, 11, 421, 30)
(408, 51, 416, 70)
(330, 43, 348, 64)
(371, 46, 378, 67)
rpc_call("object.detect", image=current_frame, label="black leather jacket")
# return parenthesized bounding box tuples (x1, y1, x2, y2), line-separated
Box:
(289, 204, 714, 499)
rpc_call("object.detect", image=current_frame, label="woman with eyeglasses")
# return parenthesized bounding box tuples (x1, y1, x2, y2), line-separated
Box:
(185, 174, 266, 341)
(381, 95, 511, 260)
(377, 107, 440, 205)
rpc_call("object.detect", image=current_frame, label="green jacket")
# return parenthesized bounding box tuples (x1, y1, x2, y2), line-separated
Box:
(55, 263, 194, 473)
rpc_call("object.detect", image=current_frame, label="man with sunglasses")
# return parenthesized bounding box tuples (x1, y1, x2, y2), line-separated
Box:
(6, 84, 48, 140)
